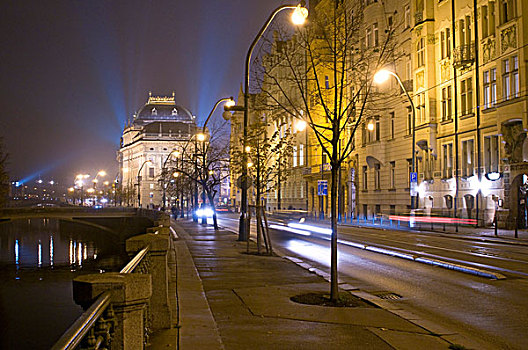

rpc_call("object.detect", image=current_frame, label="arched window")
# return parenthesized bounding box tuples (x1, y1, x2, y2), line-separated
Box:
(172, 108, 178, 116)
(151, 108, 157, 116)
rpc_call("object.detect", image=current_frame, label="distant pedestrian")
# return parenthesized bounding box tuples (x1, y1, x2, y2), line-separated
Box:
(171, 206, 177, 219)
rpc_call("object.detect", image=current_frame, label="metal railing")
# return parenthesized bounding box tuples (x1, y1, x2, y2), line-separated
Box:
(51, 292, 113, 350)
(120, 246, 149, 273)
(453, 44, 475, 67)
(52, 246, 151, 350)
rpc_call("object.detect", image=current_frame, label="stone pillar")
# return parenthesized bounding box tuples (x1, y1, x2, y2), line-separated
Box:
(73, 273, 151, 350)
(126, 233, 172, 330)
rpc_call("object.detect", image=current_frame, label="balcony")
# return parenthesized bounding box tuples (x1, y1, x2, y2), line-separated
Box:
(400, 80, 413, 95)
(453, 44, 475, 68)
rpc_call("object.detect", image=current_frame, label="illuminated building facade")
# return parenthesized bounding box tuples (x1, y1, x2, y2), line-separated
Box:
(118, 93, 198, 208)
(231, 0, 528, 228)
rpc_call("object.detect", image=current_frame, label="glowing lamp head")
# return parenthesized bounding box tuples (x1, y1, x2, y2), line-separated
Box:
(173, 172, 179, 178)
(208, 170, 214, 175)
(225, 98, 236, 108)
(92, 179, 98, 183)
(291, 4, 308, 25)
(87, 188, 95, 194)
(295, 119, 307, 132)
(68, 187, 74, 192)
(97, 170, 106, 177)
(373, 69, 392, 84)
(103, 181, 109, 186)
(245, 146, 251, 153)
(367, 120, 375, 131)
(197, 133, 206, 142)
(247, 162, 254, 168)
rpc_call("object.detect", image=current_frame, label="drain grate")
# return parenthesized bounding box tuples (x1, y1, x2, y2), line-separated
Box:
(371, 291, 403, 300)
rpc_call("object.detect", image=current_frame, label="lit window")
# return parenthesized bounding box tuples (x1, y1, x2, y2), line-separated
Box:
(363, 166, 368, 190)
(441, 85, 452, 120)
(374, 164, 381, 190)
(460, 78, 473, 115)
(390, 161, 396, 189)
(417, 38, 425, 67)
(443, 143, 453, 178)
(461, 139, 474, 177)
(484, 135, 500, 173)
(503, 58, 511, 100)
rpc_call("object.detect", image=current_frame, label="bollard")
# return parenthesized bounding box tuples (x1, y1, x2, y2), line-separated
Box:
(515, 217, 518, 238)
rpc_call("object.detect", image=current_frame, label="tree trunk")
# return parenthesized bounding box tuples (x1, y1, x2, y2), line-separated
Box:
(256, 206, 262, 254)
(207, 190, 219, 230)
(261, 207, 272, 255)
(330, 163, 339, 302)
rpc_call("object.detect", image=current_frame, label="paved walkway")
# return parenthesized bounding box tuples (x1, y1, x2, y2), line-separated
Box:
(151, 219, 480, 350)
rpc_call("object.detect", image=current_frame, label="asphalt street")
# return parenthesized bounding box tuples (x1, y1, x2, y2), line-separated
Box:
(216, 213, 528, 350)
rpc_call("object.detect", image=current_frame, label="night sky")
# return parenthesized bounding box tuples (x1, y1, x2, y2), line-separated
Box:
(0, 0, 297, 185)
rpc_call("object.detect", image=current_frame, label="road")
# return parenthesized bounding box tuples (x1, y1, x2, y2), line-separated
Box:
(216, 213, 528, 349)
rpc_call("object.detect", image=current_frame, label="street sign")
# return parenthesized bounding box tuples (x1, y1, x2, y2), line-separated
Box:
(410, 172, 418, 183)
(237, 175, 252, 189)
(317, 180, 328, 196)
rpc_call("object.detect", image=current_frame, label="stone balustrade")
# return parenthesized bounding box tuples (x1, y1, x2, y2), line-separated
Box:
(53, 212, 174, 350)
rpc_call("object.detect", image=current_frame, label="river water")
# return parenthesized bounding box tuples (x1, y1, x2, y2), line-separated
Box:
(0, 218, 127, 349)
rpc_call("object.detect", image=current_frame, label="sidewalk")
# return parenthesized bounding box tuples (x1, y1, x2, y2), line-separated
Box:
(151, 219, 481, 350)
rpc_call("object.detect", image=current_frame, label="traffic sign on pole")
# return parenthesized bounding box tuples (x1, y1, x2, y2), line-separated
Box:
(317, 180, 328, 196)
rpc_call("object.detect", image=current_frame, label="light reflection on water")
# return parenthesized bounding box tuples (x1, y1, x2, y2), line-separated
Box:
(0, 218, 125, 350)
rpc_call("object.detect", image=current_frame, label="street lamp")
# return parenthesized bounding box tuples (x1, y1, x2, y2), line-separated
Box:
(237, 2, 308, 241)
(137, 160, 152, 208)
(374, 68, 417, 209)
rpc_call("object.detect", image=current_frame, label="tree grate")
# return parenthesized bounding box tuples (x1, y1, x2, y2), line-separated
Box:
(371, 291, 403, 300)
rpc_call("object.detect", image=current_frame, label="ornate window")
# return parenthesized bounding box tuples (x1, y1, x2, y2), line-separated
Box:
(417, 38, 425, 67)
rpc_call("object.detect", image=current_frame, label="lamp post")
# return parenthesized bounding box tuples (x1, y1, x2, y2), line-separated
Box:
(137, 160, 152, 208)
(236, 2, 308, 241)
(374, 69, 417, 209)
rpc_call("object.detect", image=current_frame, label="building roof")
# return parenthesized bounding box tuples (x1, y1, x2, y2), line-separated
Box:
(134, 92, 194, 124)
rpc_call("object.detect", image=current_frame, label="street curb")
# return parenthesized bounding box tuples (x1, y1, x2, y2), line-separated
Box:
(338, 238, 507, 280)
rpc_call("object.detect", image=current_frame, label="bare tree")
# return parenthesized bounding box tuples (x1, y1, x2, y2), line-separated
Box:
(254, 0, 398, 301)
(231, 99, 293, 254)
(171, 119, 231, 230)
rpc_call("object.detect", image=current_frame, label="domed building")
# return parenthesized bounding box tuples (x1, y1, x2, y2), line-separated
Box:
(118, 92, 198, 208)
